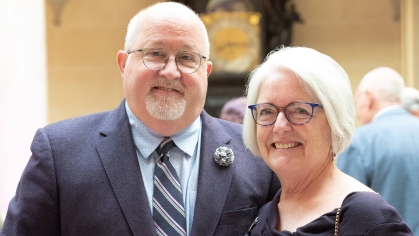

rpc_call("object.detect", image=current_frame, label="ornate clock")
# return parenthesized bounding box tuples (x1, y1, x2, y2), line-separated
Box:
(200, 11, 262, 74)
(171, 0, 302, 117)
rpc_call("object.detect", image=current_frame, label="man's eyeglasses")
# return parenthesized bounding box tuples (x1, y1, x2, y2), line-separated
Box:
(128, 48, 207, 74)
(248, 102, 324, 126)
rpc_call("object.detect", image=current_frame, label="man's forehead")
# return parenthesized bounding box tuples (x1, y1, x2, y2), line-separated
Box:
(137, 39, 197, 52)
(135, 23, 202, 52)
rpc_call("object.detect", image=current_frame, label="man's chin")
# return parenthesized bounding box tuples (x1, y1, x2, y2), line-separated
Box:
(148, 109, 185, 121)
(146, 96, 186, 121)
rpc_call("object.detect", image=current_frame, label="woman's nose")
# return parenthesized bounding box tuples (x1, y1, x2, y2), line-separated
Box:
(272, 112, 292, 133)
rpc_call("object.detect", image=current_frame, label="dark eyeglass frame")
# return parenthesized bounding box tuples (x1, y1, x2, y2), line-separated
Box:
(248, 102, 324, 126)
(127, 48, 207, 74)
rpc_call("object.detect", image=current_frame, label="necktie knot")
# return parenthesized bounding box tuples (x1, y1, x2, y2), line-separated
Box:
(156, 137, 175, 162)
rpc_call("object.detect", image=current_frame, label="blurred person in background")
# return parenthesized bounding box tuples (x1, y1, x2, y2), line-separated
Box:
(0, 2, 279, 236)
(243, 47, 411, 235)
(337, 67, 419, 235)
(401, 87, 419, 117)
(220, 97, 247, 124)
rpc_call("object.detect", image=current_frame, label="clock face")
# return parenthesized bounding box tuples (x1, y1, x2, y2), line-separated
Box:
(201, 12, 261, 74)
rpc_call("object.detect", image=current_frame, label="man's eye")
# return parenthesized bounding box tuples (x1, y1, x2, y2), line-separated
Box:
(146, 50, 165, 57)
(178, 54, 195, 61)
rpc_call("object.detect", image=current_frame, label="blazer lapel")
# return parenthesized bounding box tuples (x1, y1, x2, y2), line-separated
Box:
(191, 112, 235, 236)
(96, 101, 156, 236)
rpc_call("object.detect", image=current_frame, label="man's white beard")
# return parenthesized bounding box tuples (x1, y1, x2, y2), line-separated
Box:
(146, 93, 187, 120)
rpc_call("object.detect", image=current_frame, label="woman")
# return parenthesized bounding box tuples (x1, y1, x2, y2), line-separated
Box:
(243, 46, 412, 235)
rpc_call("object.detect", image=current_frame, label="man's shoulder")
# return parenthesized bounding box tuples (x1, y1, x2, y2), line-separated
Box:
(354, 113, 401, 135)
(45, 111, 111, 131)
(29, 110, 117, 152)
(356, 110, 419, 136)
(351, 123, 378, 141)
(45, 101, 126, 134)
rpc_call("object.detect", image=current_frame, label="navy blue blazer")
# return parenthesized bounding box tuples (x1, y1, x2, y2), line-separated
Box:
(1, 100, 280, 236)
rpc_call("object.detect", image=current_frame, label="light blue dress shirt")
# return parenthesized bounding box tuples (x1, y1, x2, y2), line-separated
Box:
(125, 102, 201, 235)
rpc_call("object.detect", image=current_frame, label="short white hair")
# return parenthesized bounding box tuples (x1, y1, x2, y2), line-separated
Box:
(357, 67, 405, 103)
(402, 87, 419, 111)
(123, 2, 210, 57)
(243, 46, 355, 157)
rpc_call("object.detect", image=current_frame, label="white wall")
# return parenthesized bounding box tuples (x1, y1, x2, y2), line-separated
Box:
(0, 0, 47, 221)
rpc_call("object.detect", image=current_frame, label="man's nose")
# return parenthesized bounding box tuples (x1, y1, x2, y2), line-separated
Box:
(159, 56, 181, 79)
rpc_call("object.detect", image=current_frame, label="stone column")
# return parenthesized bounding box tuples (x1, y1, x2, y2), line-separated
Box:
(401, 0, 419, 87)
(0, 0, 47, 221)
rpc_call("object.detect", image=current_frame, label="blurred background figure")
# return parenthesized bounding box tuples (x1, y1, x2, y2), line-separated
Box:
(337, 67, 419, 235)
(401, 87, 419, 117)
(220, 97, 247, 124)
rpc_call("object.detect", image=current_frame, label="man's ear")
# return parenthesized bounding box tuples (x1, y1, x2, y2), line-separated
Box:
(205, 61, 212, 78)
(364, 90, 375, 109)
(116, 50, 128, 76)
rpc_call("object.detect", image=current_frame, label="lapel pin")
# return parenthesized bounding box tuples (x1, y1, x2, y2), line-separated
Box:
(214, 147, 234, 166)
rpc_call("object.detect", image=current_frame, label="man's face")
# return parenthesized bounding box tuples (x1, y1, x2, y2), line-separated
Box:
(117, 14, 212, 134)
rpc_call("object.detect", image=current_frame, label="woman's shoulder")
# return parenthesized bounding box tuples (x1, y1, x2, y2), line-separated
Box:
(339, 192, 412, 235)
(342, 191, 385, 208)
(341, 191, 402, 221)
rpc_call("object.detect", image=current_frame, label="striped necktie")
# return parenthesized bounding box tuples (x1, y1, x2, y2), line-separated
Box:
(153, 138, 187, 236)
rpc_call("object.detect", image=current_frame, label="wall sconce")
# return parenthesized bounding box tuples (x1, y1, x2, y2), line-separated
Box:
(390, 0, 400, 21)
(46, 0, 70, 26)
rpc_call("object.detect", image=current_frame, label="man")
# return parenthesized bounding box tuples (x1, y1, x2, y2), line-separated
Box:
(220, 97, 247, 124)
(0, 2, 279, 236)
(337, 67, 419, 235)
(402, 87, 419, 117)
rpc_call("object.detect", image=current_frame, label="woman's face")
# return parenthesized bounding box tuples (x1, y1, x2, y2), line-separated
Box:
(256, 67, 332, 177)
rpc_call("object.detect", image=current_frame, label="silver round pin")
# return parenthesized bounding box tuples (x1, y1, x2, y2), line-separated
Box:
(214, 147, 234, 166)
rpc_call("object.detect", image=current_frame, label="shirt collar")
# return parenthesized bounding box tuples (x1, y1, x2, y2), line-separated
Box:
(125, 101, 201, 159)
(373, 105, 403, 121)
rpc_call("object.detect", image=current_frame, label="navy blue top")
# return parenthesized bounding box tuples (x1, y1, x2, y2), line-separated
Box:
(248, 190, 412, 235)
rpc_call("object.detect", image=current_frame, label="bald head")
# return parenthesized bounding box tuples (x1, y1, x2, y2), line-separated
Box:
(124, 2, 209, 56)
(357, 67, 405, 103)
(355, 67, 405, 125)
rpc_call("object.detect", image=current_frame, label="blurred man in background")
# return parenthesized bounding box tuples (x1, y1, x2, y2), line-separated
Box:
(337, 67, 419, 235)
